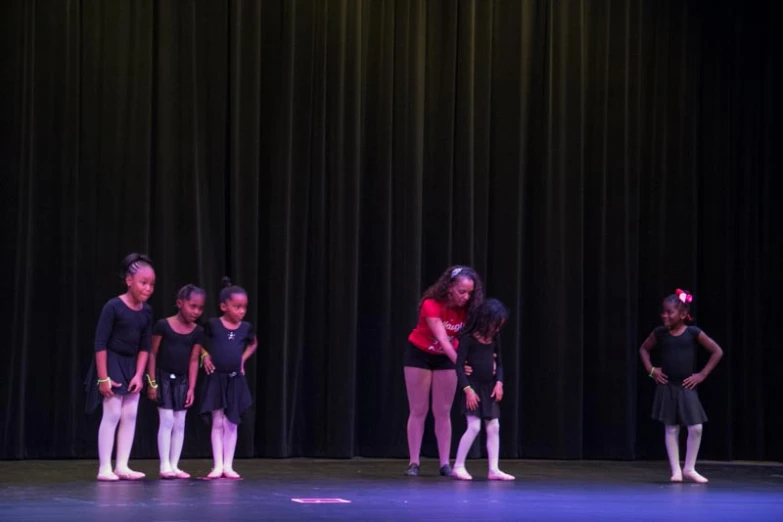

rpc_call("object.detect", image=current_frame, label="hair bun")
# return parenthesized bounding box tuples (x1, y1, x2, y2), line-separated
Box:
(221, 276, 233, 287)
(120, 252, 153, 278)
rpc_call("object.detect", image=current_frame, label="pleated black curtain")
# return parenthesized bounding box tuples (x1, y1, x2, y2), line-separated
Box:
(1, 0, 780, 461)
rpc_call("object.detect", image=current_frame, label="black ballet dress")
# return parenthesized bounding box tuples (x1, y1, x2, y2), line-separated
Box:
(152, 319, 205, 411)
(84, 297, 153, 414)
(199, 318, 254, 425)
(455, 333, 505, 420)
(650, 326, 708, 427)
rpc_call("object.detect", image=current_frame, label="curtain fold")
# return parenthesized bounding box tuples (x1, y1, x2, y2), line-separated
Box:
(1, 0, 779, 461)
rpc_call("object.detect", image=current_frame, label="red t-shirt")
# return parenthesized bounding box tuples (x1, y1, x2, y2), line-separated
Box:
(408, 298, 466, 354)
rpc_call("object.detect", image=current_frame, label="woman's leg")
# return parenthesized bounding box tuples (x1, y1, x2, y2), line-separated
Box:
(404, 367, 433, 466)
(431, 369, 458, 470)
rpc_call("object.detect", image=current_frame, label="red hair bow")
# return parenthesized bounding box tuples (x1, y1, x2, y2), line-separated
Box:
(675, 288, 693, 304)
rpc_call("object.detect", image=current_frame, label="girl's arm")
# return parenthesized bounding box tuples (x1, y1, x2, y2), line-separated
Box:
(456, 338, 480, 410)
(146, 335, 162, 400)
(491, 335, 505, 401)
(683, 332, 723, 389)
(95, 350, 120, 397)
(424, 317, 458, 364)
(455, 336, 471, 390)
(639, 332, 667, 384)
(185, 343, 202, 407)
(240, 336, 258, 375)
(129, 316, 153, 393)
(95, 301, 120, 397)
(494, 334, 505, 384)
(130, 351, 149, 393)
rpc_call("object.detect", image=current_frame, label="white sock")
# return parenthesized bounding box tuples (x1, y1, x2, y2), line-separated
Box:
(210, 410, 225, 471)
(664, 425, 682, 477)
(486, 419, 500, 472)
(222, 420, 239, 471)
(454, 416, 481, 469)
(684, 424, 703, 472)
(97, 396, 122, 474)
(170, 410, 187, 471)
(157, 408, 174, 472)
(115, 393, 140, 472)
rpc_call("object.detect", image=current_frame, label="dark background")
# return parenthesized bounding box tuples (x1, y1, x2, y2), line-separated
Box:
(1, 0, 780, 462)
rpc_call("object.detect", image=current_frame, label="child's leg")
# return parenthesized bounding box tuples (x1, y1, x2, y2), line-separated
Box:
(452, 415, 481, 480)
(157, 408, 175, 474)
(97, 396, 122, 479)
(208, 410, 225, 478)
(115, 393, 144, 478)
(486, 419, 514, 480)
(683, 424, 708, 483)
(170, 410, 187, 474)
(221, 419, 240, 478)
(664, 425, 682, 481)
(431, 369, 458, 469)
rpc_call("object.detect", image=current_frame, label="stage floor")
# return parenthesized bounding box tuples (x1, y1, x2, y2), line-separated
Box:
(1, 459, 781, 520)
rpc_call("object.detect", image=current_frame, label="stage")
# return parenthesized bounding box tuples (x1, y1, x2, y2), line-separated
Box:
(1, 459, 781, 520)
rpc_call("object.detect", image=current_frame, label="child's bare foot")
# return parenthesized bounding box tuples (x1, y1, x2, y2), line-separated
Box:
(683, 469, 708, 483)
(173, 469, 191, 479)
(670, 471, 683, 482)
(488, 469, 515, 481)
(451, 467, 472, 481)
(206, 468, 223, 479)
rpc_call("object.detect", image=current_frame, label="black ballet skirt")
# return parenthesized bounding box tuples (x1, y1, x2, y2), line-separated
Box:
(199, 371, 252, 425)
(651, 383, 708, 426)
(155, 370, 190, 411)
(83, 351, 139, 414)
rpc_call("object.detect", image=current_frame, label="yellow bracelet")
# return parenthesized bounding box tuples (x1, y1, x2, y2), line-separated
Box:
(145, 373, 158, 389)
(97, 377, 111, 384)
(648, 367, 656, 378)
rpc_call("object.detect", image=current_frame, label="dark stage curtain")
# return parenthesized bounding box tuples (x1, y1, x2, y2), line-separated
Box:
(1, 0, 780, 462)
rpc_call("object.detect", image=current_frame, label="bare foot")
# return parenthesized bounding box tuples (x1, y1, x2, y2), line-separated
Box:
(206, 468, 223, 479)
(683, 469, 708, 483)
(670, 472, 683, 483)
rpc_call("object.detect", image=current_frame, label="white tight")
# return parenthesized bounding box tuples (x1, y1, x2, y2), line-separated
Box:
(210, 409, 239, 472)
(158, 408, 188, 472)
(454, 417, 502, 472)
(98, 394, 140, 474)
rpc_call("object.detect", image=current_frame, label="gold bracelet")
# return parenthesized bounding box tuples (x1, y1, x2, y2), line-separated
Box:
(145, 373, 158, 389)
(97, 377, 111, 384)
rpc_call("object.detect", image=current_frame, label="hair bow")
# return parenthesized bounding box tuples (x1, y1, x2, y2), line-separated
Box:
(675, 288, 692, 304)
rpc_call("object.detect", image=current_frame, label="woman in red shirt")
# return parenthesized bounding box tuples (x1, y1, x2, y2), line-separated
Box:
(404, 266, 484, 477)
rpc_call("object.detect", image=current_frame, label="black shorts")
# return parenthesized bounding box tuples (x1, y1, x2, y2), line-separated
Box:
(403, 342, 455, 371)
